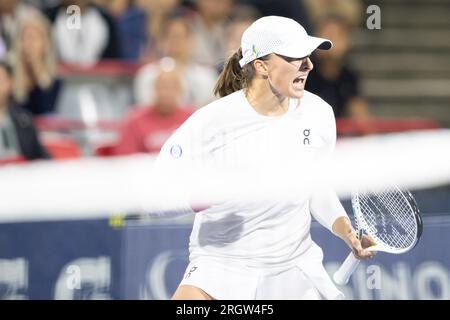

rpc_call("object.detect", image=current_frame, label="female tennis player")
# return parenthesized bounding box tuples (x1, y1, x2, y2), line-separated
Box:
(151, 16, 376, 300)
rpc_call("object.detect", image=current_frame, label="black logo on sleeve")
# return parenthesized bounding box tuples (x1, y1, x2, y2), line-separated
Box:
(184, 266, 198, 279)
(303, 129, 310, 145)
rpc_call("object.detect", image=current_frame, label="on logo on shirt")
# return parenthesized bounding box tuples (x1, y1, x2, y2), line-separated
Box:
(303, 129, 311, 145)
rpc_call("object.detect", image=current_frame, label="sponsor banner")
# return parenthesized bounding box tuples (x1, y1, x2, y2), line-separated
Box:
(123, 215, 450, 300)
(1, 216, 449, 299)
(0, 219, 122, 299)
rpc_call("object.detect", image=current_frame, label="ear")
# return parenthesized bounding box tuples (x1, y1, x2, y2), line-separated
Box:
(253, 59, 269, 78)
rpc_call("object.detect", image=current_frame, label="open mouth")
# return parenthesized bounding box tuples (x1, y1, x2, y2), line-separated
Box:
(293, 76, 306, 85)
(294, 76, 306, 85)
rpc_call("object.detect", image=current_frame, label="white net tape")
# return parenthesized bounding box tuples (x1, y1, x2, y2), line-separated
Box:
(0, 129, 449, 223)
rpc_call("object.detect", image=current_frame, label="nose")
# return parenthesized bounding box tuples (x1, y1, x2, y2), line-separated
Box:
(301, 57, 313, 72)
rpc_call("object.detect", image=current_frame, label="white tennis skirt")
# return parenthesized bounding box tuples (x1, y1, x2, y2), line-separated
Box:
(178, 256, 344, 300)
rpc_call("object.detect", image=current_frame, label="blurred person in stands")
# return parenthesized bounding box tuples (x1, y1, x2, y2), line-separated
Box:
(303, 0, 362, 29)
(115, 68, 193, 155)
(9, 12, 62, 116)
(45, 0, 121, 65)
(220, 4, 261, 72)
(134, 16, 217, 108)
(0, 0, 41, 59)
(0, 37, 6, 60)
(306, 15, 369, 120)
(0, 60, 50, 161)
(188, 0, 234, 66)
(105, 0, 148, 61)
(239, 0, 312, 33)
(138, 0, 183, 62)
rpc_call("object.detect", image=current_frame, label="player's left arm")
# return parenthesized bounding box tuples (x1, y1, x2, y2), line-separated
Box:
(309, 100, 374, 259)
(309, 165, 375, 259)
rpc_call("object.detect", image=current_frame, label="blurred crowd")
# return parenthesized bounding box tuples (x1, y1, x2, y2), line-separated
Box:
(0, 0, 368, 162)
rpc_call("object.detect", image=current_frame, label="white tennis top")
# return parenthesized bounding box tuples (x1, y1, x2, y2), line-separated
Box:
(150, 89, 347, 298)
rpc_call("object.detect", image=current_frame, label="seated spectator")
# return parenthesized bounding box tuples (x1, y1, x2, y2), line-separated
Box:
(0, 0, 40, 58)
(219, 4, 261, 72)
(0, 37, 6, 60)
(0, 60, 49, 160)
(108, 0, 148, 61)
(134, 16, 217, 108)
(92, 1, 122, 60)
(115, 68, 193, 155)
(9, 12, 62, 116)
(139, 0, 183, 62)
(188, 0, 234, 66)
(239, 0, 312, 33)
(306, 15, 369, 120)
(45, 0, 121, 65)
(303, 0, 362, 29)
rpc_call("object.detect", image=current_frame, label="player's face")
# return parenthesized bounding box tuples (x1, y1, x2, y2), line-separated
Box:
(264, 54, 313, 99)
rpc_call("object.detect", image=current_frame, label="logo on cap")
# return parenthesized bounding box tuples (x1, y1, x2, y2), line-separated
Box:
(252, 44, 258, 59)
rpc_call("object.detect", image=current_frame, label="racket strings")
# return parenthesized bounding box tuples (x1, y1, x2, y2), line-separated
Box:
(365, 192, 414, 248)
(357, 188, 417, 251)
(375, 190, 415, 235)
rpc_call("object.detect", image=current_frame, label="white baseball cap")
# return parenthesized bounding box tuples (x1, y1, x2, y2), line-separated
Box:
(239, 16, 333, 68)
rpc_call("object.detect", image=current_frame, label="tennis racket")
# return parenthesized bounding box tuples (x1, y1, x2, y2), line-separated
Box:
(333, 185, 423, 286)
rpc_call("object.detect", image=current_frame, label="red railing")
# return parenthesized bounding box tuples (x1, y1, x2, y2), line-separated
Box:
(35, 116, 121, 131)
(0, 116, 441, 166)
(42, 138, 82, 159)
(36, 115, 441, 136)
(0, 156, 26, 166)
(336, 118, 440, 136)
(58, 59, 144, 78)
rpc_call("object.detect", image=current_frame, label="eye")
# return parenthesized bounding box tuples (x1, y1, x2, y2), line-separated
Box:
(280, 55, 298, 63)
(279, 54, 310, 63)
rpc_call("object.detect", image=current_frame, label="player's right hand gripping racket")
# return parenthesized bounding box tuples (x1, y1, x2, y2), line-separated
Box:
(333, 185, 423, 286)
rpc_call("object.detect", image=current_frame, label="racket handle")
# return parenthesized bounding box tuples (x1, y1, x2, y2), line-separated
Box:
(333, 252, 360, 285)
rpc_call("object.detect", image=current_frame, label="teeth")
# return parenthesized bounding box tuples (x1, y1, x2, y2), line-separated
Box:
(293, 75, 307, 85)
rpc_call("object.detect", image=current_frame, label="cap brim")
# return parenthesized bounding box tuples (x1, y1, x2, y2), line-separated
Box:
(274, 36, 332, 58)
